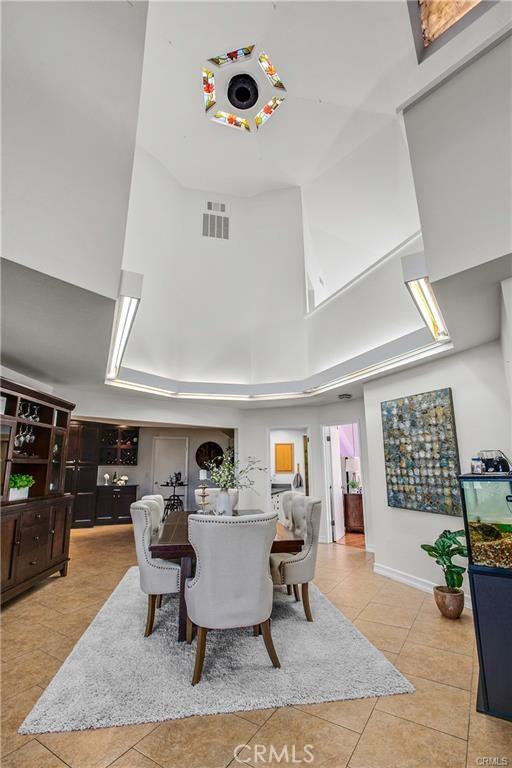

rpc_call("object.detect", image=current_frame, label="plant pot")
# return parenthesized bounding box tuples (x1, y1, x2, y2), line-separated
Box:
(215, 489, 232, 516)
(433, 585, 464, 619)
(9, 487, 29, 502)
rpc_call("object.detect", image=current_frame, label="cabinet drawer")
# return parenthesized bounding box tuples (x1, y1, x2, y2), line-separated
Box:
(21, 507, 50, 530)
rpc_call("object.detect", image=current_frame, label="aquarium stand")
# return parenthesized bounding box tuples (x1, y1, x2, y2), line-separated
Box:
(469, 565, 512, 721)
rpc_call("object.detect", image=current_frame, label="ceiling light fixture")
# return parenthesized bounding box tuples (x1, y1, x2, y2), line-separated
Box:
(402, 253, 449, 342)
(202, 68, 216, 112)
(208, 45, 254, 68)
(212, 111, 251, 132)
(106, 270, 143, 381)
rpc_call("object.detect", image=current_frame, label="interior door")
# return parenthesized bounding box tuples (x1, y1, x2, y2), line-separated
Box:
(152, 438, 189, 506)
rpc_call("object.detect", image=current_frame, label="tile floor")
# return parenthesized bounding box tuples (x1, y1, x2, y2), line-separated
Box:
(1, 525, 511, 768)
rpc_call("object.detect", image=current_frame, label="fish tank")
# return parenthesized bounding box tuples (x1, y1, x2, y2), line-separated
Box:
(460, 475, 512, 570)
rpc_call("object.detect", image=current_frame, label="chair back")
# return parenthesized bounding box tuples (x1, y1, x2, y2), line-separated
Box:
(186, 512, 277, 629)
(139, 496, 162, 534)
(288, 496, 322, 584)
(141, 494, 165, 523)
(281, 490, 302, 528)
(130, 501, 156, 594)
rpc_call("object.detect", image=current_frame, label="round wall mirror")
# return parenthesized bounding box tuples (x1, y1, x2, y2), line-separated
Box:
(195, 441, 224, 469)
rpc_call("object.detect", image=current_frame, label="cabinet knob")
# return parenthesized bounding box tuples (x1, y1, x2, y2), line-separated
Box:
(33, 535, 39, 542)
(50, 529, 55, 535)
(30, 560, 37, 565)
(15, 540, 21, 546)
(35, 513, 41, 519)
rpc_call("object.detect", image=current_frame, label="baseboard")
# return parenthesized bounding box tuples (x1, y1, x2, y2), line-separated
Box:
(373, 562, 472, 611)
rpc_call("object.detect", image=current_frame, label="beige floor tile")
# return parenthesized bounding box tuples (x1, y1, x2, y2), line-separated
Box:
(358, 601, 419, 629)
(354, 618, 409, 654)
(41, 604, 101, 640)
(234, 708, 275, 725)
(1, 651, 62, 699)
(1, 620, 59, 661)
(467, 709, 512, 765)
(295, 697, 377, 733)
(349, 710, 467, 768)
(109, 748, 163, 768)
(376, 675, 470, 739)
(37, 631, 77, 662)
(382, 650, 399, 664)
(2, 739, 68, 768)
(1, 600, 63, 628)
(407, 615, 475, 656)
(137, 714, 258, 768)
(396, 641, 473, 690)
(1, 685, 44, 757)
(39, 724, 157, 768)
(245, 706, 359, 767)
(372, 581, 426, 610)
(327, 599, 362, 622)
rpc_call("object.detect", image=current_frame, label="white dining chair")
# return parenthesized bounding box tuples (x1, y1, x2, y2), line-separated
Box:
(141, 494, 165, 526)
(130, 501, 181, 636)
(185, 511, 280, 685)
(269, 496, 322, 621)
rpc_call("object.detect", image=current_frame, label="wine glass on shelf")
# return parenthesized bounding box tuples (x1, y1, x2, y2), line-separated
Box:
(31, 404, 40, 422)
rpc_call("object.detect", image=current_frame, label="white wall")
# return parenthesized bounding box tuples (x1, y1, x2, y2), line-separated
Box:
(501, 279, 512, 440)
(97, 426, 231, 505)
(2, 1, 147, 299)
(121, 148, 307, 385)
(302, 119, 420, 308)
(269, 428, 306, 490)
(403, 36, 512, 283)
(364, 341, 511, 599)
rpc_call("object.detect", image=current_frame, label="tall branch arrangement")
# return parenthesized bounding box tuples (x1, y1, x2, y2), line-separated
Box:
(206, 449, 266, 491)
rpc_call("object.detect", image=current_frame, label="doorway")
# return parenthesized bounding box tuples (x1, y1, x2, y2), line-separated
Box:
(152, 437, 189, 508)
(268, 428, 310, 520)
(323, 423, 365, 548)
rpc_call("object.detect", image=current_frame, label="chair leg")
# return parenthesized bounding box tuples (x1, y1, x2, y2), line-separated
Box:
(253, 624, 261, 636)
(293, 584, 301, 602)
(186, 615, 193, 644)
(302, 583, 313, 622)
(260, 619, 281, 668)
(156, 595, 163, 609)
(192, 627, 208, 685)
(286, 585, 292, 595)
(144, 594, 157, 637)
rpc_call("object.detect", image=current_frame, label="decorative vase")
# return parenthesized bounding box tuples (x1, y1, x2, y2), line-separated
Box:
(9, 487, 29, 502)
(433, 586, 465, 619)
(215, 489, 232, 516)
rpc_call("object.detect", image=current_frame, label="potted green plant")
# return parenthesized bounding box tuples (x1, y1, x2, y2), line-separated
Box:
(421, 529, 468, 619)
(206, 449, 266, 515)
(8, 473, 35, 502)
(348, 479, 361, 494)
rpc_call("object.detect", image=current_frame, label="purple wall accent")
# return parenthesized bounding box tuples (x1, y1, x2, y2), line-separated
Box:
(339, 423, 360, 459)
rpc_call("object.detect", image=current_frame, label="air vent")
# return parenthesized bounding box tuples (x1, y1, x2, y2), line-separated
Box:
(203, 203, 229, 239)
(337, 393, 352, 400)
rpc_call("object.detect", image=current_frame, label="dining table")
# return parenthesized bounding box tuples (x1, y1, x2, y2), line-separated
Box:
(149, 509, 304, 641)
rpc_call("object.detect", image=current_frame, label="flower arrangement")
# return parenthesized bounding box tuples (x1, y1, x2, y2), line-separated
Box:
(9, 473, 35, 490)
(115, 475, 129, 487)
(206, 449, 266, 491)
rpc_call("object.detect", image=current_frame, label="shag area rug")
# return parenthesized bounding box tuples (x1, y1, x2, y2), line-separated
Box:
(20, 567, 413, 733)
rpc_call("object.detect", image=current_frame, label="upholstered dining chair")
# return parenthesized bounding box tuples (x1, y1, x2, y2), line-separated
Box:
(269, 496, 322, 622)
(130, 501, 181, 637)
(185, 511, 280, 685)
(141, 494, 165, 524)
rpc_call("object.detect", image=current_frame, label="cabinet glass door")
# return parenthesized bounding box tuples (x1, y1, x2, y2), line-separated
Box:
(49, 432, 65, 492)
(1, 422, 13, 493)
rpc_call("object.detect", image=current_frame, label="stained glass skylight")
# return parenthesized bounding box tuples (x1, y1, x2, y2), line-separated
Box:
(208, 45, 254, 67)
(254, 97, 284, 129)
(202, 68, 216, 112)
(212, 111, 251, 132)
(258, 52, 286, 90)
(419, 0, 482, 47)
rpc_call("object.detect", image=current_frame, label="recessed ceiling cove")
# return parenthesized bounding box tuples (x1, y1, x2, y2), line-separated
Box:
(202, 44, 286, 132)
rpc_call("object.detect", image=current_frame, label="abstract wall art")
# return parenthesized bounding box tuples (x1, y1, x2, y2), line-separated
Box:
(381, 387, 462, 516)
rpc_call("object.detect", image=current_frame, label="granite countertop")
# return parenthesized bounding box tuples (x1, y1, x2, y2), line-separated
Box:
(271, 484, 291, 496)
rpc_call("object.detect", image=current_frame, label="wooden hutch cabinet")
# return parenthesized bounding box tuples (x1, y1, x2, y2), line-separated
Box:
(0, 378, 75, 603)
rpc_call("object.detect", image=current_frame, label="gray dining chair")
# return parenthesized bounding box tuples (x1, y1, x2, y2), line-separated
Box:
(269, 495, 322, 621)
(130, 501, 180, 636)
(185, 511, 280, 685)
